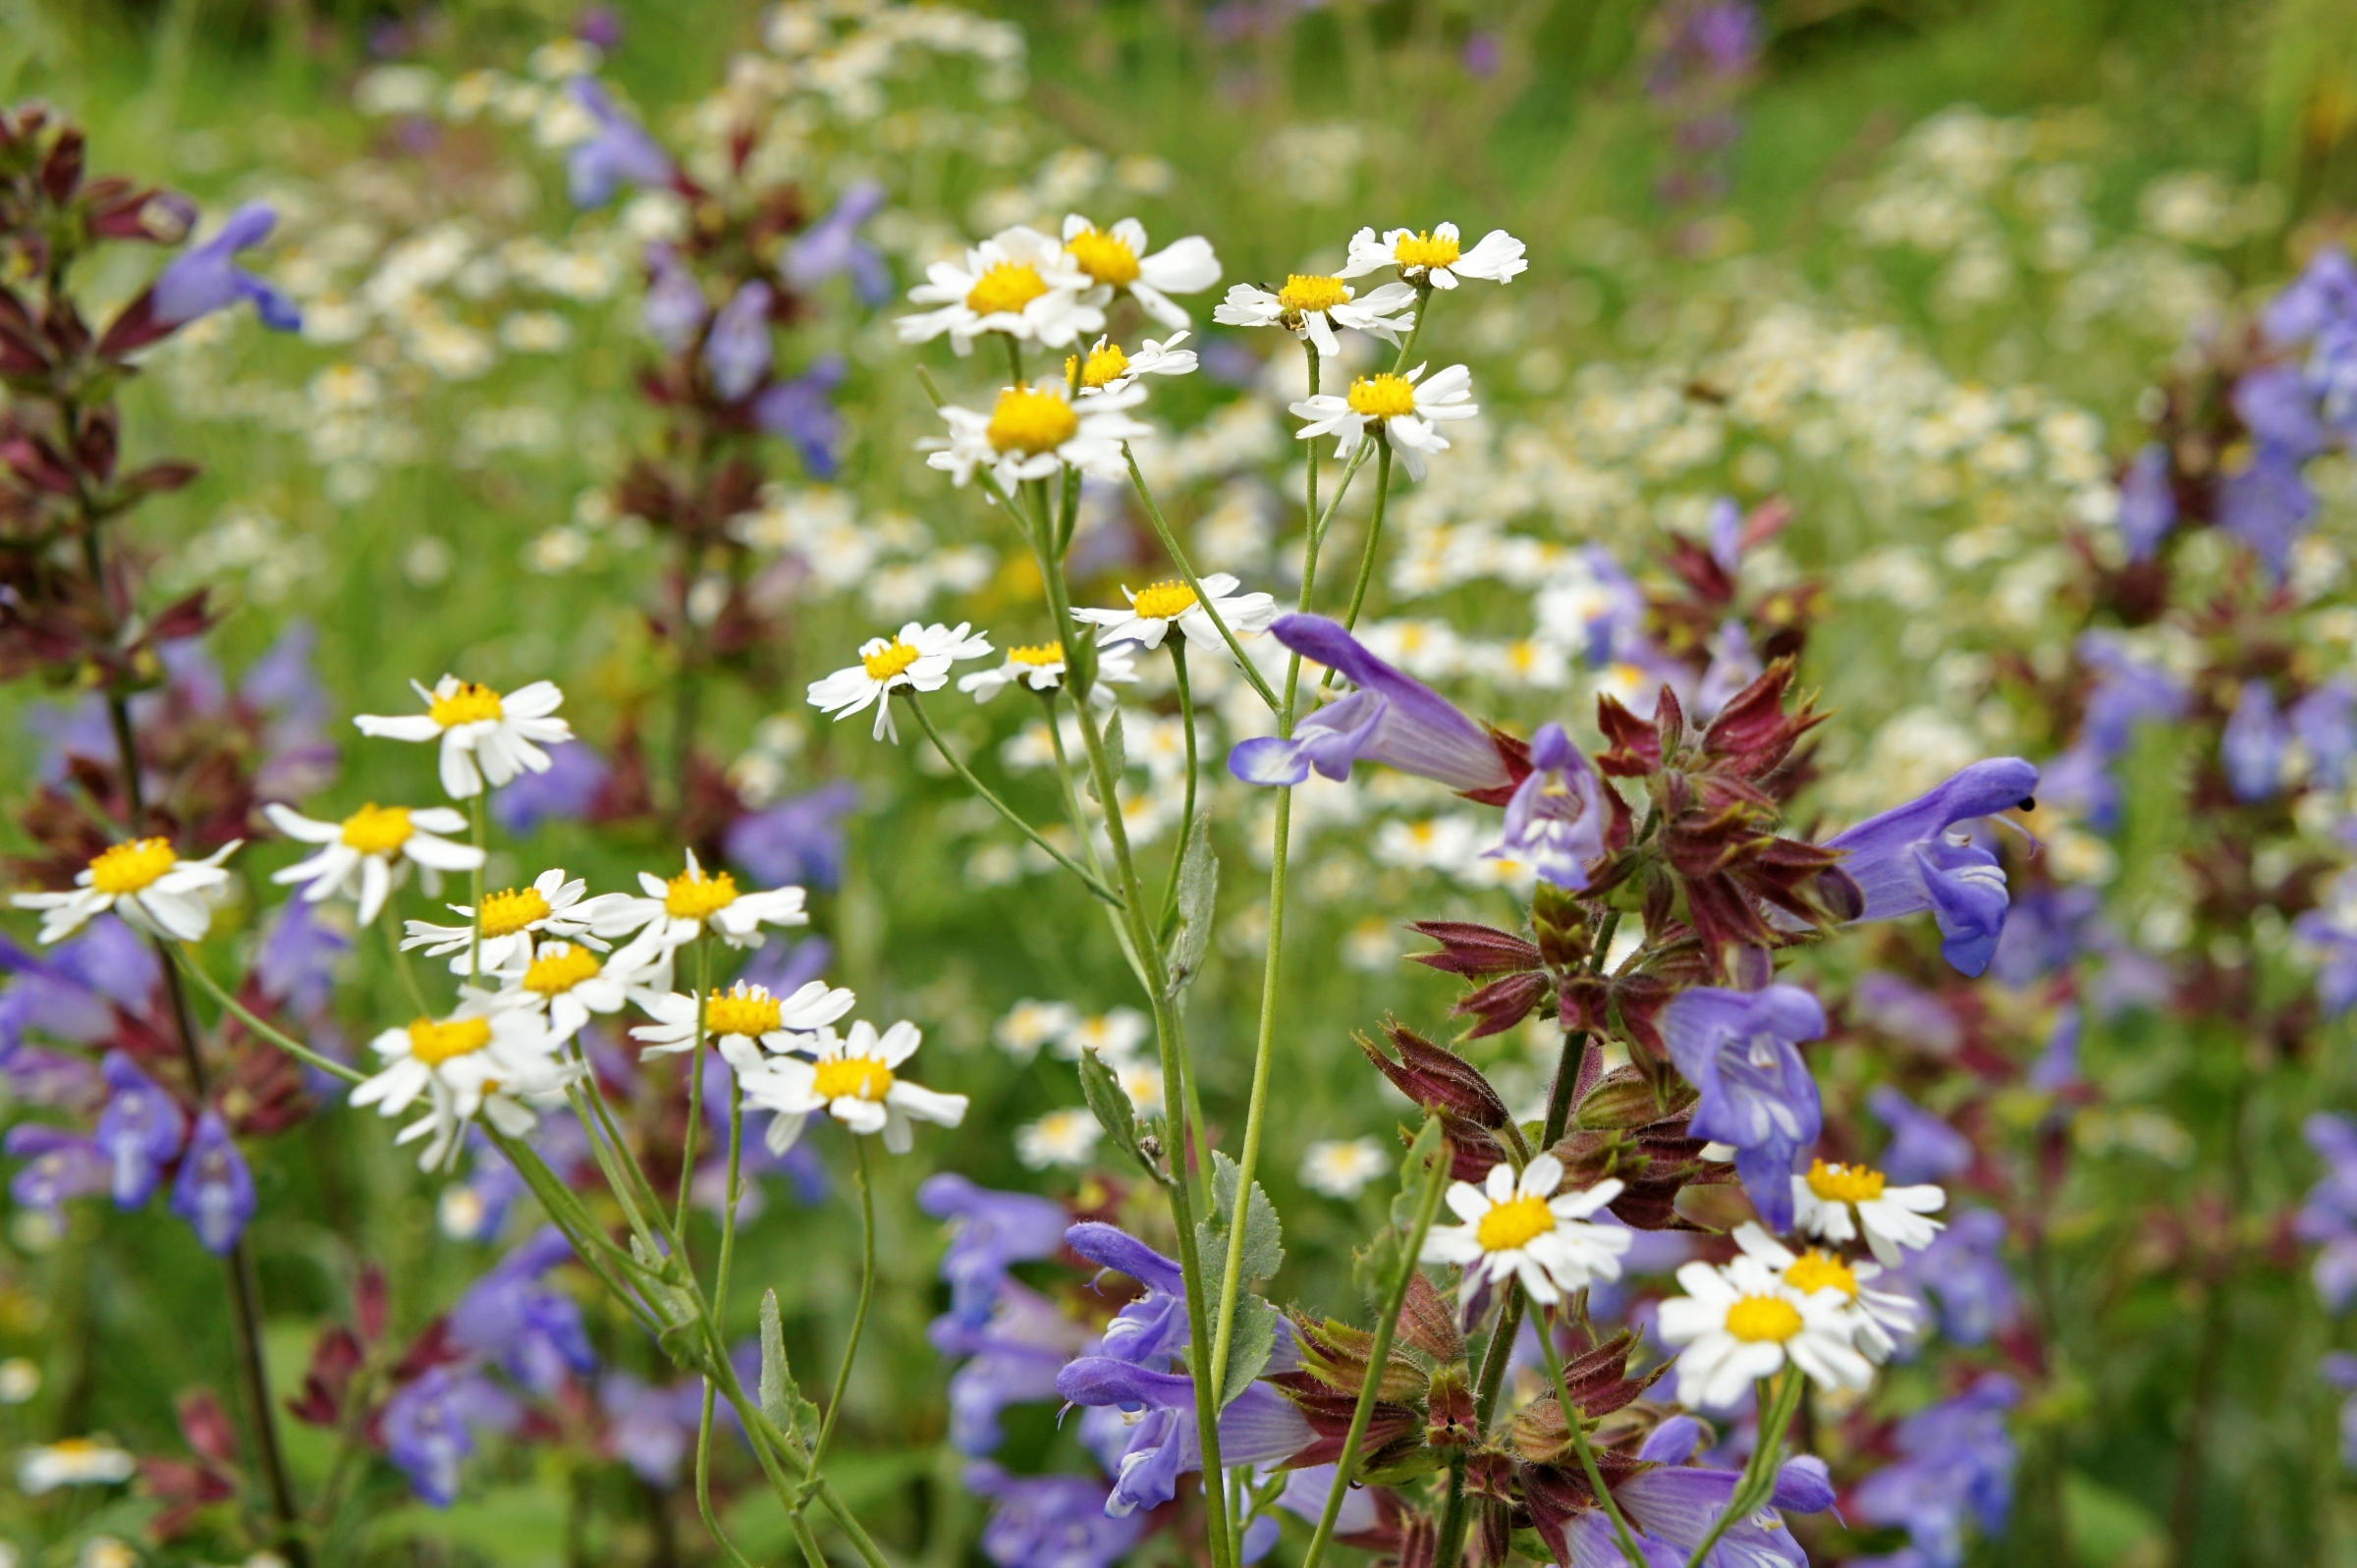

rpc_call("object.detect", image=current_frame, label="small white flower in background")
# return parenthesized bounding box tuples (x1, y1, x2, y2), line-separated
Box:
(590, 848, 810, 948)
(17, 1437, 135, 1494)
(1290, 363, 1478, 482)
(1300, 1138, 1389, 1199)
(1060, 214, 1221, 328)
(354, 995, 576, 1170)
(497, 933, 671, 1042)
(631, 978, 857, 1070)
(1069, 332, 1197, 396)
(1419, 1154, 1630, 1307)
(897, 225, 1102, 354)
(79, 1540, 134, 1568)
(1729, 1222, 1919, 1363)
(1789, 1160, 1946, 1268)
(15, 838, 241, 945)
(958, 639, 1139, 704)
(1114, 1057, 1166, 1116)
(404, 868, 603, 977)
(1213, 275, 1418, 357)
(0, 1358, 40, 1403)
(1657, 1250, 1876, 1411)
(264, 802, 484, 926)
(808, 622, 995, 742)
(1340, 223, 1527, 289)
(1058, 1006, 1151, 1063)
(1016, 1108, 1104, 1169)
(355, 676, 573, 800)
(994, 999, 1082, 1062)
(925, 381, 1151, 493)
(1073, 571, 1277, 655)
(741, 1019, 970, 1156)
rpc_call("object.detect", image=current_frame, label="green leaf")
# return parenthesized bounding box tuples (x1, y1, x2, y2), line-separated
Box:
(1085, 708, 1127, 801)
(1164, 814, 1218, 995)
(1217, 1292, 1279, 1406)
(1195, 1151, 1285, 1290)
(759, 1289, 822, 1447)
(1078, 1048, 1156, 1178)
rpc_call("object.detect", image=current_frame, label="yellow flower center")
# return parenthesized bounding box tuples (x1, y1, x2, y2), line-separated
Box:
(1276, 274, 1350, 314)
(1129, 579, 1199, 620)
(478, 887, 553, 938)
(1347, 373, 1419, 420)
(1392, 229, 1461, 272)
(986, 385, 1080, 455)
(1725, 1295, 1805, 1344)
(87, 838, 178, 895)
(340, 804, 415, 855)
(427, 681, 505, 729)
(522, 944, 602, 996)
(1009, 641, 1065, 668)
(1782, 1251, 1861, 1299)
(1077, 342, 1130, 389)
(1065, 229, 1141, 287)
(965, 261, 1050, 316)
(664, 866, 740, 921)
(408, 1015, 496, 1067)
(707, 985, 785, 1038)
(861, 638, 922, 681)
(1805, 1160, 1888, 1206)
(1474, 1194, 1557, 1252)
(812, 1055, 896, 1102)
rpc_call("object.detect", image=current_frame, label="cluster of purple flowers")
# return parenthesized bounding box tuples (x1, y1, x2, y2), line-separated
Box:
(1850, 1376, 2021, 1568)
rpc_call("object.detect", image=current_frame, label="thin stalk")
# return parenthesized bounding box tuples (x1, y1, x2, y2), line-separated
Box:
(674, 938, 713, 1241)
(694, 1382, 757, 1568)
(714, 1069, 747, 1325)
(800, 1135, 877, 1493)
(1122, 447, 1280, 712)
(380, 914, 431, 1017)
(1156, 640, 1200, 928)
(1680, 1370, 1805, 1568)
(171, 947, 361, 1086)
(908, 697, 1123, 904)
(1538, 1311, 1649, 1568)
(1323, 440, 1393, 686)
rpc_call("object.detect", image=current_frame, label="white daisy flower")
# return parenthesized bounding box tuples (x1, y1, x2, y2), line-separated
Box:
(588, 848, 809, 949)
(352, 995, 576, 1170)
(1211, 275, 1419, 357)
(807, 622, 995, 742)
(1301, 1138, 1389, 1199)
(264, 802, 484, 926)
(1058, 1006, 1152, 1063)
(630, 978, 858, 1070)
(1060, 214, 1221, 329)
(1072, 571, 1278, 655)
(1115, 1057, 1165, 1116)
(1289, 363, 1478, 482)
(1016, 1108, 1103, 1170)
(994, 999, 1081, 1062)
(740, 1019, 970, 1156)
(957, 639, 1139, 703)
(1790, 1161, 1946, 1269)
(403, 868, 604, 977)
(497, 932, 672, 1043)
(1418, 1154, 1630, 1308)
(1339, 224, 1527, 290)
(924, 381, 1151, 493)
(18, 1437, 135, 1494)
(1069, 332, 1197, 395)
(15, 838, 241, 945)
(1729, 1222, 1919, 1364)
(354, 676, 573, 801)
(1657, 1251, 1876, 1411)
(897, 226, 1103, 354)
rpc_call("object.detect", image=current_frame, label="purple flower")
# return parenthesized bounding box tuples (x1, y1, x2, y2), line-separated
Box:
(1229, 616, 1515, 794)
(2295, 681, 2357, 790)
(726, 779, 856, 890)
(2313, 318, 2357, 436)
(2235, 366, 2329, 459)
(1461, 30, 1504, 77)
(1989, 886, 2101, 988)
(4, 1126, 110, 1215)
(643, 243, 708, 353)
(754, 354, 850, 478)
(1868, 1086, 1973, 1185)
(2217, 439, 2315, 577)
(1661, 985, 1826, 1230)
(255, 898, 351, 1020)
(1705, 497, 1743, 576)
(2300, 1113, 2357, 1311)
(1610, 1416, 1833, 1568)
(448, 1226, 597, 1395)
(490, 740, 611, 837)
(1053, 1357, 1313, 1516)
(917, 1173, 1069, 1326)
(2079, 632, 2189, 755)
(1695, 621, 1761, 720)
(1490, 723, 1608, 889)
(1851, 973, 1962, 1055)
(382, 1367, 522, 1507)
(2117, 443, 2177, 561)
(2222, 680, 2288, 801)
(933, 1282, 1090, 1455)
(600, 1374, 705, 1487)
(94, 1052, 187, 1208)
(1852, 1376, 2020, 1568)
(965, 1463, 1147, 1568)
(1823, 758, 2038, 977)
(0, 934, 125, 1051)
(1067, 1222, 1191, 1366)
(1896, 1208, 2015, 1344)
(2325, 1355, 2357, 1469)
(704, 280, 774, 401)
(575, 5, 624, 49)
(2027, 1003, 2080, 1094)
(151, 203, 301, 331)
(169, 1111, 256, 1255)
(783, 182, 892, 305)
(566, 80, 676, 207)
(2266, 246, 2357, 345)
(2, 1050, 103, 1110)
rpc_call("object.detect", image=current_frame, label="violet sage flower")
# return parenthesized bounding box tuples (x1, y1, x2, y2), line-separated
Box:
(2266, 245, 2357, 345)
(4, 1126, 110, 1217)
(1066, 1220, 1191, 1365)
(783, 181, 893, 305)
(566, 80, 676, 207)
(1662, 984, 1825, 1231)
(918, 1173, 1069, 1326)
(2222, 679, 2289, 801)
(1851, 1375, 2020, 1568)
(1895, 1208, 2016, 1345)
(1489, 722, 1609, 889)
(2299, 1113, 2357, 1312)
(151, 203, 301, 332)
(1611, 1414, 1836, 1567)
(382, 1366, 522, 1507)
(2297, 681, 2357, 789)
(965, 1463, 1146, 1568)
(168, 1111, 255, 1255)
(704, 280, 774, 401)
(1868, 1085, 1974, 1185)
(932, 1282, 1090, 1456)
(2116, 442, 2177, 561)
(753, 354, 850, 479)
(94, 1051, 186, 1208)
(447, 1226, 598, 1396)
(599, 1374, 705, 1487)
(1821, 757, 2038, 977)
(1053, 1356, 1313, 1517)
(642, 243, 708, 354)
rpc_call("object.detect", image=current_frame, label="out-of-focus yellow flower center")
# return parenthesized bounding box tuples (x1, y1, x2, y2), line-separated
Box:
(1129, 579, 1198, 620)
(965, 261, 1049, 316)
(1277, 274, 1349, 314)
(409, 1015, 496, 1067)
(812, 1055, 896, 1102)
(1347, 373, 1419, 419)
(1726, 1295, 1805, 1343)
(478, 887, 552, 938)
(707, 985, 784, 1038)
(861, 639, 922, 681)
(428, 681, 505, 728)
(1782, 1250, 1860, 1299)
(1077, 342, 1130, 388)
(1393, 229, 1461, 271)
(1009, 642, 1064, 668)
(1065, 229, 1140, 287)
(1475, 1194, 1557, 1252)
(523, 944, 601, 996)
(340, 804, 414, 855)
(1806, 1160, 1887, 1205)
(987, 386, 1079, 455)
(88, 838, 177, 895)
(664, 867, 740, 921)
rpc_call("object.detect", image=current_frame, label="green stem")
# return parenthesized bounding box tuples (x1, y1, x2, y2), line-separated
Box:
(1680, 1370, 1805, 1568)
(715, 1068, 747, 1326)
(675, 937, 713, 1241)
(1538, 1308, 1650, 1568)
(1157, 639, 1199, 927)
(1122, 447, 1281, 713)
(694, 1382, 757, 1568)
(171, 946, 361, 1085)
(380, 913, 431, 1018)
(1322, 439, 1393, 687)
(908, 696, 1123, 905)
(1435, 1289, 1524, 1568)
(800, 1136, 876, 1496)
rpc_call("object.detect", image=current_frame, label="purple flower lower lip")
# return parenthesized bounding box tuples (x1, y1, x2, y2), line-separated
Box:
(917, 1173, 1068, 1326)
(1823, 757, 2037, 977)
(1492, 722, 1609, 889)
(150, 202, 301, 333)
(1661, 983, 1826, 1230)
(95, 1051, 187, 1208)
(169, 1111, 255, 1255)
(566, 79, 677, 208)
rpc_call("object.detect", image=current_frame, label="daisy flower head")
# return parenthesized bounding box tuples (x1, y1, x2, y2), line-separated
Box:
(741, 1019, 970, 1156)
(264, 802, 484, 927)
(591, 847, 809, 948)
(1289, 362, 1478, 482)
(958, 640, 1139, 704)
(1016, 1107, 1103, 1169)
(1060, 215, 1221, 329)
(15, 838, 241, 945)
(1730, 1222, 1920, 1364)
(1073, 572, 1277, 655)
(1067, 332, 1197, 396)
(499, 932, 670, 1043)
(355, 677, 572, 802)
(807, 622, 996, 741)
(1657, 1251, 1876, 1411)
(353, 996, 575, 1170)
(1790, 1160, 1946, 1268)
(1211, 275, 1418, 357)
(925, 381, 1150, 494)
(897, 226, 1103, 354)
(630, 978, 858, 1071)
(1418, 1154, 1629, 1324)
(1339, 223, 1527, 290)
(404, 868, 603, 977)
(1301, 1138, 1389, 1199)
(993, 998, 1081, 1062)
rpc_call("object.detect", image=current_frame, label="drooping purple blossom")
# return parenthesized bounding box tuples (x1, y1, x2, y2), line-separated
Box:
(94, 1052, 187, 1208)
(382, 1366, 523, 1507)
(1851, 1376, 2020, 1568)
(600, 1374, 705, 1487)
(917, 1173, 1069, 1326)
(1066, 1221, 1191, 1366)
(932, 1282, 1091, 1456)
(1230, 616, 1516, 793)
(151, 203, 301, 332)
(1868, 1086, 1973, 1185)
(2, 1050, 104, 1111)
(566, 80, 676, 208)
(1053, 1356, 1314, 1517)
(704, 280, 774, 402)
(643, 243, 709, 353)
(1821, 758, 2038, 978)
(1895, 1208, 2016, 1345)
(169, 1111, 256, 1255)
(725, 780, 857, 890)
(2294, 681, 2357, 790)
(2117, 442, 2177, 561)
(2027, 1003, 2081, 1095)
(490, 740, 612, 837)
(965, 1463, 1148, 1568)
(447, 1226, 598, 1395)
(754, 353, 850, 478)
(1661, 984, 1826, 1230)
(783, 181, 892, 305)
(1489, 723, 1608, 890)
(1609, 1414, 1833, 1568)
(2217, 437, 2315, 577)
(4, 1125, 111, 1216)
(2223, 680, 2289, 801)
(2265, 246, 2357, 346)
(1989, 885, 2102, 989)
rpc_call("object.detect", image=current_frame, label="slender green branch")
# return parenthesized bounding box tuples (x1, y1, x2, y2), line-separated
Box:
(1539, 1310, 1650, 1568)
(907, 696, 1124, 905)
(1681, 1370, 1805, 1568)
(172, 946, 362, 1085)
(675, 937, 713, 1241)
(1323, 439, 1393, 687)
(1157, 641, 1201, 930)
(1121, 446, 1282, 712)
(380, 912, 431, 1017)
(694, 1382, 757, 1568)
(799, 1136, 877, 1500)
